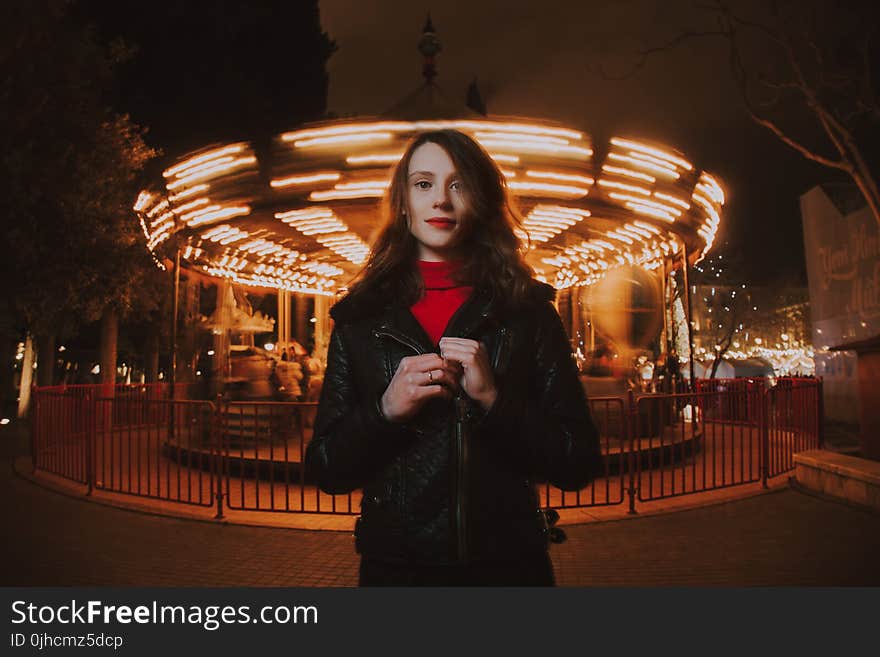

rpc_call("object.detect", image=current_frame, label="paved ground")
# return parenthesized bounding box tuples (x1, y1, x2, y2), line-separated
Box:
(2, 421, 879, 587)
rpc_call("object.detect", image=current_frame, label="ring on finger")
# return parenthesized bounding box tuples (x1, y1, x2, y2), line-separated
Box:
(427, 370, 434, 384)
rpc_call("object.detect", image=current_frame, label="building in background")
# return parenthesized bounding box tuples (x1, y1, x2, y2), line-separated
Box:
(801, 183, 876, 424)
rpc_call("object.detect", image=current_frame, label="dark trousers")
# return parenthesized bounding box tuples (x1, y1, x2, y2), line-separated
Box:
(359, 552, 555, 587)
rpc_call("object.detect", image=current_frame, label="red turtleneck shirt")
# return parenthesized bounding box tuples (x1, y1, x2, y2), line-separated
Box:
(410, 259, 474, 346)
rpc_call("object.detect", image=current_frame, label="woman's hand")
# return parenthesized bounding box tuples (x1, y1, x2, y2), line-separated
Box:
(380, 353, 461, 423)
(438, 337, 498, 411)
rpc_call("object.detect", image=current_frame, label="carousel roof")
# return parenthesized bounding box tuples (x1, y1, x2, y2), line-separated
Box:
(133, 24, 724, 297)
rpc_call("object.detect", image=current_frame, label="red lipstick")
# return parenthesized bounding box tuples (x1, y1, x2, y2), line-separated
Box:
(426, 217, 456, 230)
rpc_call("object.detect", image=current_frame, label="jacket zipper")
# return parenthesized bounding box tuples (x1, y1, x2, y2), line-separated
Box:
(373, 329, 425, 358)
(373, 328, 423, 555)
(374, 319, 496, 564)
(454, 394, 469, 562)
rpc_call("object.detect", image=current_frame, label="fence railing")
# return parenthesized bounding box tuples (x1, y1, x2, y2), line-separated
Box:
(30, 378, 822, 518)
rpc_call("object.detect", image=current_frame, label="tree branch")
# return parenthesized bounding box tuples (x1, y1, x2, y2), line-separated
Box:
(746, 104, 849, 171)
(725, 15, 849, 171)
(597, 29, 728, 81)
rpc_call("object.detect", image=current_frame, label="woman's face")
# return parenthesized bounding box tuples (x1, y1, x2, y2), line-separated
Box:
(405, 141, 466, 262)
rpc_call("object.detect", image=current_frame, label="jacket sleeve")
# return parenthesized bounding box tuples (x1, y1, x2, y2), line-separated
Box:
(473, 300, 603, 491)
(304, 323, 410, 495)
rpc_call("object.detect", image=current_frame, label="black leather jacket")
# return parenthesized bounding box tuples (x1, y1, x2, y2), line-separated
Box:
(305, 279, 602, 566)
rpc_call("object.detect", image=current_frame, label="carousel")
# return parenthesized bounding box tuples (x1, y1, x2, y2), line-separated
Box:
(131, 20, 725, 474)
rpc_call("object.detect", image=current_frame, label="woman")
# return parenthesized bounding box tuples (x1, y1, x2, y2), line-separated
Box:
(305, 129, 602, 586)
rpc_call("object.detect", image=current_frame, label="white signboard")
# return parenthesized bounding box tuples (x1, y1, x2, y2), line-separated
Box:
(800, 185, 876, 423)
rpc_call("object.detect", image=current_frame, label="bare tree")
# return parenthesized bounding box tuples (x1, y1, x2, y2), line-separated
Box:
(699, 284, 747, 378)
(599, 0, 880, 227)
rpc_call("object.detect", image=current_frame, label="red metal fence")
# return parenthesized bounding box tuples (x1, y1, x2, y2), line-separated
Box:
(30, 378, 822, 517)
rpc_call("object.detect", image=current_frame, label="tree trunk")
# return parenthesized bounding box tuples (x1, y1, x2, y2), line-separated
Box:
(17, 334, 35, 418)
(0, 331, 17, 415)
(99, 306, 118, 388)
(145, 331, 159, 383)
(710, 355, 722, 379)
(36, 331, 55, 387)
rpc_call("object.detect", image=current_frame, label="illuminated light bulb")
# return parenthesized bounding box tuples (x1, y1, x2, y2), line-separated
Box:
(597, 179, 651, 196)
(632, 220, 662, 235)
(489, 153, 520, 164)
(186, 206, 251, 227)
(501, 169, 517, 177)
(149, 219, 173, 236)
(295, 132, 393, 148)
(201, 224, 235, 239)
(542, 255, 572, 267)
(536, 205, 591, 217)
(418, 120, 583, 140)
(525, 170, 594, 185)
(346, 153, 404, 165)
(181, 204, 221, 222)
(507, 181, 589, 197)
(166, 157, 257, 189)
(691, 191, 717, 211)
(623, 202, 676, 222)
(215, 230, 249, 245)
(606, 192, 679, 217)
(146, 199, 169, 218)
(611, 137, 693, 170)
(600, 165, 656, 183)
(138, 217, 150, 241)
(699, 173, 726, 203)
(526, 217, 578, 228)
(612, 194, 681, 217)
(528, 213, 581, 225)
(309, 189, 386, 201)
(570, 242, 605, 254)
(149, 212, 174, 230)
(289, 218, 342, 229)
(621, 224, 652, 239)
(301, 226, 347, 236)
(169, 156, 235, 180)
(270, 172, 341, 188)
(169, 184, 209, 202)
(605, 232, 633, 245)
(606, 153, 680, 178)
(275, 207, 335, 221)
(333, 180, 390, 190)
(282, 122, 412, 142)
(163, 144, 245, 178)
(695, 181, 724, 205)
(527, 217, 579, 230)
(173, 197, 209, 214)
(626, 150, 680, 173)
(476, 132, 571, 146)
(653, 192, 690, 210)
(478, 139, 592, 159)
(134, 191, 153, 212)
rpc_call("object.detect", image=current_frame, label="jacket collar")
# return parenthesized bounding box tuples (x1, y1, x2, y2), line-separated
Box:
(330, 278, 556, 352)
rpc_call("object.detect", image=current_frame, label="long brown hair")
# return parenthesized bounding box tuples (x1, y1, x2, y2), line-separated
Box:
(343, 129, 537, 308)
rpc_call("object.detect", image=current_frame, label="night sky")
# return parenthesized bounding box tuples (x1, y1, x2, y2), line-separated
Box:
(78, 0, 871, 286)
(320, 0, 851, 285)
